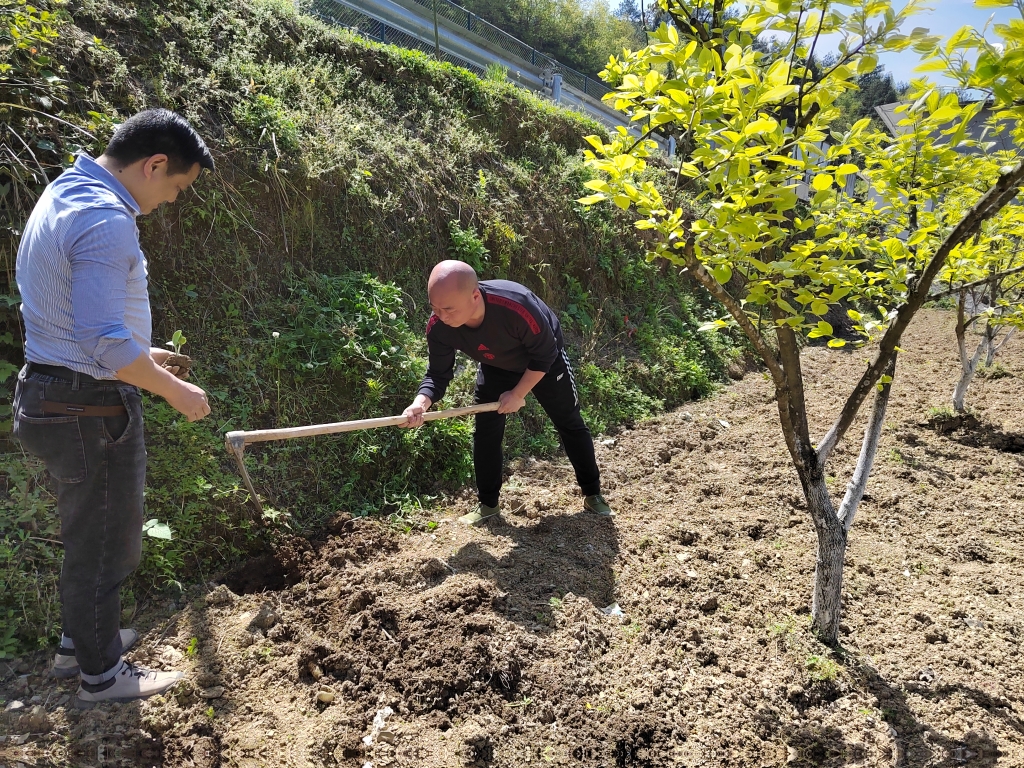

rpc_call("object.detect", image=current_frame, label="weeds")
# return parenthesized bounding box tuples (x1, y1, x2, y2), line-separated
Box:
(806, 654, 841, 683)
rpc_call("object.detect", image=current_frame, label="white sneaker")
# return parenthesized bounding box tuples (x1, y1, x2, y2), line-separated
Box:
(52, 629, 140, 679)
(76, 662, 184, 706)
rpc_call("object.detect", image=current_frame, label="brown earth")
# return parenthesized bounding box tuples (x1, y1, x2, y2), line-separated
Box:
(2, 308, 1023, 767)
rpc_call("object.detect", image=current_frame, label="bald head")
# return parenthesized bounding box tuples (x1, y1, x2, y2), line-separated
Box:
(428, 260, 484, 328)
(428, 260, 478, 297)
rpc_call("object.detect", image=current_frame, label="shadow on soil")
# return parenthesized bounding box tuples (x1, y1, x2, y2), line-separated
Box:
(860, 663, 1005, 767)
(928, 413, 1024, 454)
(448, 511, 620, 633)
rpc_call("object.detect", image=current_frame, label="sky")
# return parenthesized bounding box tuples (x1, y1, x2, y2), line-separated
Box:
(874, 1, 1019, 87)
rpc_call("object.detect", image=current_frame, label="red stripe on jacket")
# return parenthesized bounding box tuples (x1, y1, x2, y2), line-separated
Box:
(485, 294, 540, 334)
(425, 314, 439, 335)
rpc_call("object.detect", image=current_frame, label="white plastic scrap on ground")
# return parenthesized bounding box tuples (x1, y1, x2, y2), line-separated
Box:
(362, 706, 394, 746)
(600, 603, 624, 617)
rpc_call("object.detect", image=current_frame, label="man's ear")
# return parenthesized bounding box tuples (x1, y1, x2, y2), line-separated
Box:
(142, 154, 170, 179)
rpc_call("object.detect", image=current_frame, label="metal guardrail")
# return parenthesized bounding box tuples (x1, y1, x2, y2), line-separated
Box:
(402, 0, 613, 100)
(306, 0, 487, 76)
(301, 0, 666, 149)
(306, 0, 613, 102)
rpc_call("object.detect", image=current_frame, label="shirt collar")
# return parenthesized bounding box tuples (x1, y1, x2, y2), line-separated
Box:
(74, 153, 142, 216)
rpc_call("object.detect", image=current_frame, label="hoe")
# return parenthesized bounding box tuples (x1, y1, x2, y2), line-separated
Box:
(225, 402, 499, 515)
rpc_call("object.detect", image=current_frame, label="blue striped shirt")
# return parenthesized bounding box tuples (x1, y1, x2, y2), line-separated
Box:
(16, 154, 151, 380)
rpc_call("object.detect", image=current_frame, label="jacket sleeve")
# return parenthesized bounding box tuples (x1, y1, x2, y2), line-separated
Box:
(521, 297, 559, 373)
(417, 318, 455, 402)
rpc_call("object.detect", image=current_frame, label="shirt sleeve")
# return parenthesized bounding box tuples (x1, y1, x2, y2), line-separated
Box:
(417, 319, 456, 403)
(521, 296, 559, 373)
(67, 209, 147, 374)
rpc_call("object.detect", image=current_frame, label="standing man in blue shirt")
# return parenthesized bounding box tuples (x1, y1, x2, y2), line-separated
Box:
(13, 109, 214, 706)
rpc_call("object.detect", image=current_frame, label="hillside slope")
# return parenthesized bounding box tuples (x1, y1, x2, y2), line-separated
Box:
(1, 0, 734, 651)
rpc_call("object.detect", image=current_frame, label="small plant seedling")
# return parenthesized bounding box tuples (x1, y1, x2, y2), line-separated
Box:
(805, 654, 840, 683)
(166, 330, 187, 355)
(205, 705, 215, 719)
(926, 405, 958, 420)
(185, 636, 199, 657)
(426, 520, 439, 532)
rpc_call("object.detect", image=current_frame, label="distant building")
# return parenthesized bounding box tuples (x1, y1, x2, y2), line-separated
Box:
(874, 100, 1016, 154)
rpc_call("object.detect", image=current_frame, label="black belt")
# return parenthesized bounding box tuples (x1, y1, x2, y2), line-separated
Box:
(40, 400, 127, 417)
(27, 362, 104, 384)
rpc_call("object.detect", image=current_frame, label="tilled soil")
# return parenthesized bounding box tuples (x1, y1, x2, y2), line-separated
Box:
(2, 309, 1023, 767)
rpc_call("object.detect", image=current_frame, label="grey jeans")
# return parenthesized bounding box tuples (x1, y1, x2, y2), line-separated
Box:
(12, 365, 146, 678)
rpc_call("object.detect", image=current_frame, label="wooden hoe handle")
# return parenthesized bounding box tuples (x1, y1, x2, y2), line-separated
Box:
(225, 401, 500, 449)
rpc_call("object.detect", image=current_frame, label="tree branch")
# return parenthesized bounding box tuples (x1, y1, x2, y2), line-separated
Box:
(929, 264, 1024, 299)
(682, 240, 785, 386)
(817, 160, 1024, 464)
(665, 0, 712, 44)
(838, 354, 896, 532)
(772, 304, 815, 474)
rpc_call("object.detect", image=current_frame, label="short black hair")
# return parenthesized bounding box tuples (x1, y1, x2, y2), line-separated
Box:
(104, 109, 215, 175)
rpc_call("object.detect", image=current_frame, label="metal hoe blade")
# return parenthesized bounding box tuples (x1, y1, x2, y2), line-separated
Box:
(226, 433, 264, 516)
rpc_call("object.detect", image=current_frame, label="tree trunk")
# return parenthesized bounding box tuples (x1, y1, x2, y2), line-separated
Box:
(986, 327, 1014, 367)
(953, 338, 987, 412)
(838, 356, 896, 533)
(802, 469, 846, 644)
(953, 291, 986, 413)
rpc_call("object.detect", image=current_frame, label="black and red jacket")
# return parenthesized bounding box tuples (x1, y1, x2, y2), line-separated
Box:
(417, 280, 563, 403)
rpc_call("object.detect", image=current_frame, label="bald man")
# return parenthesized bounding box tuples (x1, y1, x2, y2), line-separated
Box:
(403, 261, 612, 524)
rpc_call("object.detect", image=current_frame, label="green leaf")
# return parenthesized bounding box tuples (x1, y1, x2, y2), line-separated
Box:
(143, 519, 173, 540)
(807, 321, 834, 339)
(811, 174, 834, 191)
(712, 264, 733, 284)
(757, 85, 798, 105)
(827, 338, 846, 348)
(697, 319, 728, 332)
(577, 194, 606, 205)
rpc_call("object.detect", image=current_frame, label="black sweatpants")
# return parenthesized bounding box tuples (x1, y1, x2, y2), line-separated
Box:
(473, 350, 600, 507)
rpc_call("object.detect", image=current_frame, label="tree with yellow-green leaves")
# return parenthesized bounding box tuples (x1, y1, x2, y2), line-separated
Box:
(578, 0, 1024, 644)
(942, 229, 1024, 413)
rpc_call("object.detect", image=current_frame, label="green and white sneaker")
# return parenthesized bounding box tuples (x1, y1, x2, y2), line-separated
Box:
(584, 494, 614, 516)
(53, 629, 140, 679)
(459, 503, 501, 526)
